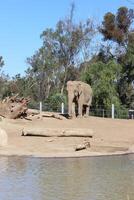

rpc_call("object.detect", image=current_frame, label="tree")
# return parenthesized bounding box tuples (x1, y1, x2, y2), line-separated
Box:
(99, 7, 134, 108)
(27, 45, 59, 101)
(82, 60, 122, 110)
(11, 74, 25, 95)
(100, 7, 134, 45)
(40, 4, 94, 94)
(117, 32, 134, 108)
(0, 56, 4, 68)
(0, 56, 11, 99)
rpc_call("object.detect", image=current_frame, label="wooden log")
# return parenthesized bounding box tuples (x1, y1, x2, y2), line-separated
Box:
(41, 112, 66, 120)
(27, 110, 66, 120)
(22, 128, 93, 138)
(27, 109, 39, 116)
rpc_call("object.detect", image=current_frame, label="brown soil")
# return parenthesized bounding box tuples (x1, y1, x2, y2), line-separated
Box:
(0, 116, 134, 157)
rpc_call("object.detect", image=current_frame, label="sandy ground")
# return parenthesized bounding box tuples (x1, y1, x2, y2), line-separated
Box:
(0, 116, 134, 157)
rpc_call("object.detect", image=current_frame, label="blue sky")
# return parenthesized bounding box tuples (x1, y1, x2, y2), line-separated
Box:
(0, 0, 133, 77)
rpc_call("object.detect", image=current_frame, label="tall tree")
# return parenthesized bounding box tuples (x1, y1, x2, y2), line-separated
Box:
(99, 7, 134, 108)
(40, 5, 94, 94)
(117, 32, 134, 108)
(82, 60, 122, 109)
(100, 7, 134, 45)
(27, 46, 58, 101)
(0, 56, 11, 99)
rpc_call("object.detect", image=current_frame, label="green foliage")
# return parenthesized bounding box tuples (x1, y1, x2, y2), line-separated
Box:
(100, 7, 134, 44)
(114, 105, 128, 119)
(99, 6, 134, 110)
(46, 93, 67, 111)
(27, 46, 59, 101)
(82, 60, 122, 109)
(0, 75, 11, 99)
(117, 32, 134, 108)
(0, 58, 11, 99)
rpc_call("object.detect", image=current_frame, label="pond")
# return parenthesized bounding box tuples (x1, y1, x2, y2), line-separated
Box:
(0, 154, 134, 200)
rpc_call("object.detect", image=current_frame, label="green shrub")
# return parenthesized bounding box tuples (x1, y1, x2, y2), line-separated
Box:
(46, 93, 67, 112)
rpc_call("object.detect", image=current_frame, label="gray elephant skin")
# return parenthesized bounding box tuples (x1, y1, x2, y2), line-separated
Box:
(67, 81, 93, 118)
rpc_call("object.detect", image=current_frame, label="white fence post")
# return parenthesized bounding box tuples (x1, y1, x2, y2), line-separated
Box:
(39, 101, 42, 114)
(112, 104, 114, 119)
(61, 102, 64, 114)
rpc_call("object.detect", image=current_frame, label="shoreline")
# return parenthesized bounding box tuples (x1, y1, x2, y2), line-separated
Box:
(0, 145, 133, 158)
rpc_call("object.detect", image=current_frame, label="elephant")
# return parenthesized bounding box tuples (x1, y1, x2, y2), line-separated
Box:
(67, 81, 93, 118)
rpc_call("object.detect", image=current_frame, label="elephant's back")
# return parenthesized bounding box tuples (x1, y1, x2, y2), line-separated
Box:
(82, 84, 92, 105)
(83, 82, 93, 95)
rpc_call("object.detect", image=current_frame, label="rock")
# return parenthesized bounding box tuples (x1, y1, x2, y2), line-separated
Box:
(75, 142, 90, 151)
(75, 144, 86, 151)
(47, 139, 54, 142)
(84, 141, 90, 148)
(0, 128, 8, 146)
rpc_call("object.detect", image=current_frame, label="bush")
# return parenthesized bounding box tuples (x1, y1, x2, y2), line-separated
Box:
(46, 93, 67, 112)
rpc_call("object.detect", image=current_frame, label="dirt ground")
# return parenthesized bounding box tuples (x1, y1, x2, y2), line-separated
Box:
(0, 115, 134, 157)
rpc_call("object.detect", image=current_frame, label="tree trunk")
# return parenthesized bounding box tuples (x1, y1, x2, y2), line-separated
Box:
(60, 66, 68, 95)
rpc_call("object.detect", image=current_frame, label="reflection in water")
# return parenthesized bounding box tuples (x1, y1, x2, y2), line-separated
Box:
(0, 155, 134, 200)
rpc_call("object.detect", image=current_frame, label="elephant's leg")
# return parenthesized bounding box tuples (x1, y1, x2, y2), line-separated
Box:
(72, 102, 76, 117)
(78, 103, 83, 117)
(85, 106, 89, 117)
(68, 104, 72, 117)
(68, 99, 73, 117)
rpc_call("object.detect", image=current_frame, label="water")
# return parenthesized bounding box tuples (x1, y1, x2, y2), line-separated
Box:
(0, 155, 134, 200)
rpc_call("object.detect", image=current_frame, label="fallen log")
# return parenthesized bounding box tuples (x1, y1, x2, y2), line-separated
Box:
(27, 109, 39, 116)
(27, 110, 66, 120)
(22, 128, 93, 138)
(41, 112, 66, 120)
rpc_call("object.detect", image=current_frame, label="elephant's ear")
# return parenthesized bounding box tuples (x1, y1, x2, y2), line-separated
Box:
(78, 83, 83, 95)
